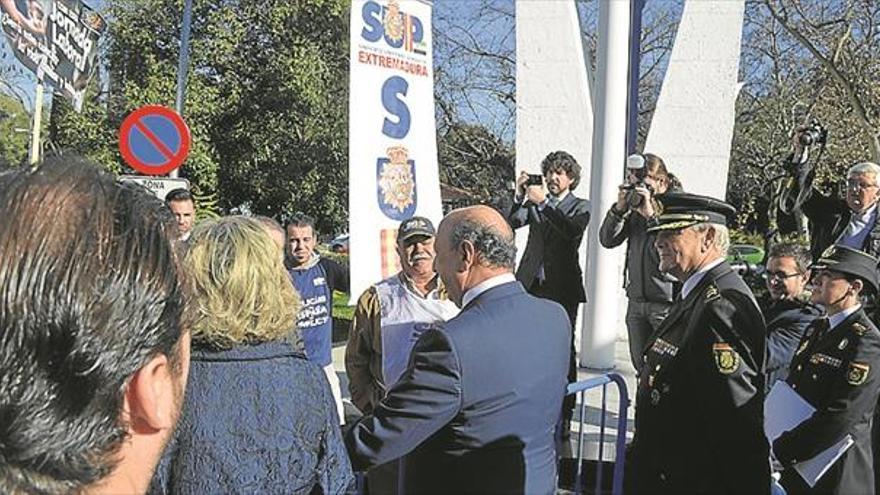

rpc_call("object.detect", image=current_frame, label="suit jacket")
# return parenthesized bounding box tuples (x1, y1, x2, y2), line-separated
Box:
(775, 309, 880, 495)
(344, 281, 570, 494)
(763, 298, 823, 394)
(788, 162, 880, 260)
(625, 261, 770, 495)
(508, 192, 590, 303)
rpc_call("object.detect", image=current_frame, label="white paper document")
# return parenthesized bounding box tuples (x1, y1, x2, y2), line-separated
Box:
(764, 381, 854, 487)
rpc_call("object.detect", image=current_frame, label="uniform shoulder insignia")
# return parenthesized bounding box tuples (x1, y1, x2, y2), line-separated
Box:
(847, 362, 870, 386)
(705, 284, 720, 302)
(852, 322, 869, 336)
(821, 245, 836, 259)
(712, 342, 740, 375)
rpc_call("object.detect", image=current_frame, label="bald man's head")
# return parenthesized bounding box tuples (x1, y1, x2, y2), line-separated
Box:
(434, 206, 516, 306)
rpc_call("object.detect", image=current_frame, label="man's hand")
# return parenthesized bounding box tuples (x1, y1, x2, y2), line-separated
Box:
(632, 186, 656, 218)
(526, 184, 546, 205)
(615, 185, 628, 212)
(515, 171, 530, 198)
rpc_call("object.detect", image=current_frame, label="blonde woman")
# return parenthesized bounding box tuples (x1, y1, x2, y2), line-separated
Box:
(150, 216, 353, 494)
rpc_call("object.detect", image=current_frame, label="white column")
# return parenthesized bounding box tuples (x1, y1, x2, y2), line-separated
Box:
(581, 0, 632, 369)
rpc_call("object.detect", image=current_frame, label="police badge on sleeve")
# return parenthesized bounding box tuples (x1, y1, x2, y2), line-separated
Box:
(847, 362, 870, 386)
(713, 342, 740, 375)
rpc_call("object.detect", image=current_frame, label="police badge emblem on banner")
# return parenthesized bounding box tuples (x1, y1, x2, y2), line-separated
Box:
(377, 145, 417, 220)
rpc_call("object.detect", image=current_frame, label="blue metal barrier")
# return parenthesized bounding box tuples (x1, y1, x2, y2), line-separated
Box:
(565, 373, 630, 495)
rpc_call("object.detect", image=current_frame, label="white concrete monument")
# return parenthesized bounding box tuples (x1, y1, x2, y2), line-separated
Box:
(515, 0, 745, 368)
(644, 0, 745, 199)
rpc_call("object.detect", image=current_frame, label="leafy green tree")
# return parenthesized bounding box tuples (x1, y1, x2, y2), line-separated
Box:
(0, 93, 29, 165)
(48, 0, 350, 234)
(438, 122, 514, 211)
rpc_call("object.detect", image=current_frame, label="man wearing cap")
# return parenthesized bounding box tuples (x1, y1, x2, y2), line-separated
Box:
(625, 192, 770, 494)
(773, 245, 880, 494)
(345, 216, 459, 494)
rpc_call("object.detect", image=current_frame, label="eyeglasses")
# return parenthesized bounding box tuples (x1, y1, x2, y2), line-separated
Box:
(846, 180, 879, 191)
(765, 271, 802, 282)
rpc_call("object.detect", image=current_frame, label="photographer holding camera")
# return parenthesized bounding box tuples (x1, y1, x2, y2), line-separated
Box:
(599, 153, 679, 375)
(785, 122, 880, 261)
(508, 150, 590, 435)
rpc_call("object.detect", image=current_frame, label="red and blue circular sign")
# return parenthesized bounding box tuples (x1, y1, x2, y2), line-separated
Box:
(119, 105, 191, 176)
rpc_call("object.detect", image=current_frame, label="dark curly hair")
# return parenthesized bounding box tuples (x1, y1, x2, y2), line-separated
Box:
(540, 151, 581, 189)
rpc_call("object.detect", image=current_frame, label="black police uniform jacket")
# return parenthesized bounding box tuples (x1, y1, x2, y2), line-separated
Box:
(775, 308, 880, 495)
(625, 261, 770, 495)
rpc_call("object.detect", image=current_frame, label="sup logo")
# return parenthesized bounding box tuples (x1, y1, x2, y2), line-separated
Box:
(361, 0, 426, 54)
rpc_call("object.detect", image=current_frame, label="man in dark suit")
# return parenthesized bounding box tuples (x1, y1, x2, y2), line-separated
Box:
(774, 245, 880, 495)
(761, 242, 823, 393)
(784, 129, 880, 261)
(508, 150, 590, 430)
(625, 193, 770, 495)
(345, 205, 571, 494)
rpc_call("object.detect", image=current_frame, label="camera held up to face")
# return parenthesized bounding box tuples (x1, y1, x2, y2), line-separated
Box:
(621, 154, 654, 209)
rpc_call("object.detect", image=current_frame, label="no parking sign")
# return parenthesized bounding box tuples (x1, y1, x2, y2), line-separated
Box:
(119, 105, 191, 176)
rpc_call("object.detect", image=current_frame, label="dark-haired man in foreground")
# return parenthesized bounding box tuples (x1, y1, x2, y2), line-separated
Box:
(0, 158, 191, 494)
(346, 206, 570, 494)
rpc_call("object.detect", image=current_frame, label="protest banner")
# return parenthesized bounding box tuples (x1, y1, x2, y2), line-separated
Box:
(348, 0, 443, 301)
(0, 0, 105, 111)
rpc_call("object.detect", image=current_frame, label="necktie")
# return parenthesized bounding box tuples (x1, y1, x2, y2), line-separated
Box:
(813, 317, 830, 340)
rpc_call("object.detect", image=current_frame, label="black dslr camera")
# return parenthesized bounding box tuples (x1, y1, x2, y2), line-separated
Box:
(621, 154, 654, 208)
(797, 118, 828, 147)
(525, 173, 543, 186)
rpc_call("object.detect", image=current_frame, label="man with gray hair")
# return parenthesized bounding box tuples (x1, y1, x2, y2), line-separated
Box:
(625, 193, 769, 494)
(786, 128, 880, 260)
(345, 206, 571, 494)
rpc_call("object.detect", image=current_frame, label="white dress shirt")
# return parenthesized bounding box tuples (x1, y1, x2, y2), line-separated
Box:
(680, 258, 725, 300)
(461, 273, 517, 308)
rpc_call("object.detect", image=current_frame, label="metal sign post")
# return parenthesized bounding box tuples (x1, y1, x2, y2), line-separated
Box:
(29, 81, 43, 165)
(170, 0, 194, 179)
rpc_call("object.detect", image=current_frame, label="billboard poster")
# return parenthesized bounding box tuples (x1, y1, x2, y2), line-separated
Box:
(348, 0, 443, 301)
(0, 0, 105, 111)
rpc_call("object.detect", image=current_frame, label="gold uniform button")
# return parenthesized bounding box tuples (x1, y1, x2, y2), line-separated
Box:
(796, 365, 802, 371)
(659, 473, 667, 481)
(812, 374, 818, 380)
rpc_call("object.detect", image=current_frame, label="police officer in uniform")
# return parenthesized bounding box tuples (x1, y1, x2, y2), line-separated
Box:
(774, 245, 880, 495)
(625, 192, 770, 495)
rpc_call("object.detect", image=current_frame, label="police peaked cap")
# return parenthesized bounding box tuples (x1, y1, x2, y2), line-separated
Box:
(811, 245, 880, 294)
(647, 192, 737, 232)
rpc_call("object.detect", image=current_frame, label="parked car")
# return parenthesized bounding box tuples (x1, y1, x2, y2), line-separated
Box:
(328, 233, 349, 253)
(726, 244, 764, 265)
